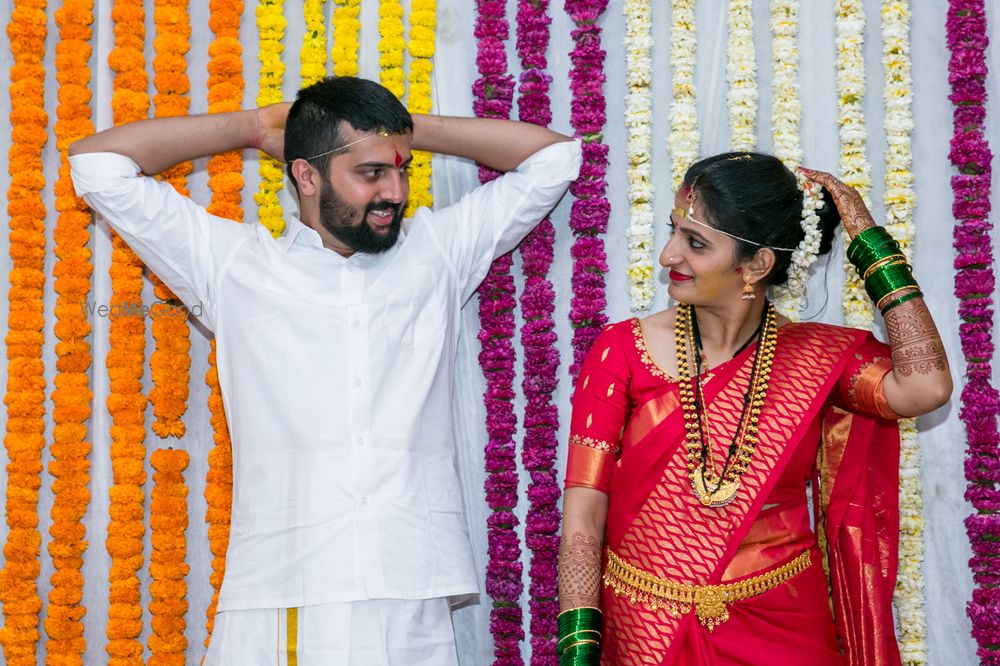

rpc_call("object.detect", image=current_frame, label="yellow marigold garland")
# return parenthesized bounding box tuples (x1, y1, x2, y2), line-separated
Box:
(46, 1, 95, 663)
(1, 0, 48, 663)
(331, 0, 361, 76)
(148, 449, 190, 666)
(255, 0, 287, 237)
(404, 0, 435, 216)
(203, 0, 244, 646)
(150, 0, 194, 439)
(106, 0, 151, 663)
(378, 0, 406, 99)
(301, 0, 327, 87)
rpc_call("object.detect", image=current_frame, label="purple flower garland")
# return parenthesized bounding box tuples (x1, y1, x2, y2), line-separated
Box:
(564, 0, 610, 380)
(515, 1, 561, 663)
(947, 2, 1000, 661)
(474, 1, 524, 663)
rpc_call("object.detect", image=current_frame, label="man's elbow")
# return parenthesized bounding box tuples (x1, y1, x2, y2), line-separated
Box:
(67, 137, 85, 157)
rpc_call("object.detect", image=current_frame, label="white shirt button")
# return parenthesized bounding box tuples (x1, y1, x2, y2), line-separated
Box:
(354, 378, 362, 387)
(356, 437, 364, 446)
(353, 319, 360, 327)
(360, 496, 368, 505)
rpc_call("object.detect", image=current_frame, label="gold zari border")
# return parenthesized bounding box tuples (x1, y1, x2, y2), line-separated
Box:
(603, 548, 811, 631)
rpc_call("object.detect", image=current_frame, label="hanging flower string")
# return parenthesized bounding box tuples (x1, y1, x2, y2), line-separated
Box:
(149, 0, 193, 439)
(565, 0, 610, 380)
(515, 0, 560, 661)
(768, 0, 809, 318)
(404, 0, 436, 217)
(473, 0, 524, 661)
(379, 0, 406, 99)
(254, 0, 287, 237)
(835, 0, 875, 329)
(668, 0, 698, 191)
(0, 0, 48, 663)
(623, 0, 654, 312)
(301, 0, 327, 87)
(45, 1, 95, 663)
(202, 0, 244, 647)
(946, 1, 1000, 661)
(726, 0, 757, 151)
(148, 449, 190, 666)
(332, 0, 361, 76)
(880, 2, 927, 663)
(105, 0, 151, 662)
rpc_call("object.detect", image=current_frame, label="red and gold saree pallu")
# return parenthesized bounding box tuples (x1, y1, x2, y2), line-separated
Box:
(600, 324, 900, 666)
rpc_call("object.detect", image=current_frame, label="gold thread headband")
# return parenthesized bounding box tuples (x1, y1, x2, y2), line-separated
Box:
(672, 204, 797, 252)
(300, 129, 397, 162)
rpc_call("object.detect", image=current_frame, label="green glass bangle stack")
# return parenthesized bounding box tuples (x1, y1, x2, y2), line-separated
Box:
(847, 226, 922, 315)
(557, 607, 602, 665)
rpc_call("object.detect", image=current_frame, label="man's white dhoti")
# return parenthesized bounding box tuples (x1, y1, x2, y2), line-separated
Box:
(204, 598, 460, 665)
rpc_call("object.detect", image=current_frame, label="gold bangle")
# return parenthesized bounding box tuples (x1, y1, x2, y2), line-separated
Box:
(876, 286, 920, 311)
(557, 606, 602, 618)
(562, 639, 601, 651)
(862, 254, 907, 280)
(558, 629, 602, 646)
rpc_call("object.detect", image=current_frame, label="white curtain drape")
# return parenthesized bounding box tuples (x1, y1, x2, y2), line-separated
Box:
(0, 0, 991, 663)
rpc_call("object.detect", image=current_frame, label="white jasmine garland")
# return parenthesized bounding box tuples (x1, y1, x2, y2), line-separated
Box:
(882, 2, 927, 663)
(773, 174, 823, 320)
(624, 0, 655, 311)
(668, 0, 699, 191)
(770, 0, 802, 167)
(768, 0, 811, 319)
(836, 0, 875, 330)
(727, 0, 758, 151)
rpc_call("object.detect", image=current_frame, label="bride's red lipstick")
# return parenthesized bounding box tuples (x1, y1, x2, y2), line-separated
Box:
(669, 270, 692, 282)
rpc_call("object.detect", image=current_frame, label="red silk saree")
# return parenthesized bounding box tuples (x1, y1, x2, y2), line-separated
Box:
(565, 319, 901, 666)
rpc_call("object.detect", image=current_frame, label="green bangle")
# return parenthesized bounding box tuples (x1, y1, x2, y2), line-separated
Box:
(865, 263, 917, 303)
(847, 227, 893, 261)
(560, 641, 602, 666)
(557, 629, 602, 650)
(880, 290, 923, 314)
(558, 607, 602, 632)
(848, 227, 902, 273)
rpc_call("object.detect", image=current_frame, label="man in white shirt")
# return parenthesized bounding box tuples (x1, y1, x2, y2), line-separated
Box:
(70, 76, 580, 665)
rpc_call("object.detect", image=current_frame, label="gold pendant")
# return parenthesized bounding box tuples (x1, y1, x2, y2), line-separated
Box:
(691, 470, 740, 507)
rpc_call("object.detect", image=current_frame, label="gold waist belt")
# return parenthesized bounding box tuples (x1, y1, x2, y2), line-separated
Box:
(603, 548, 812, 631)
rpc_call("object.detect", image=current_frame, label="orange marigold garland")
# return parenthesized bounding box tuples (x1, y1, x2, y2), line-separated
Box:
(254, 0, 286, 237)
(46, 0, 95, 663)
(203, 346, 233, 647)
(149, 0, 194, 439)
(331, 0, 361, 77)
(404, 0, 435, 217)
(203, 0, 244, 646)
(107, 0, 151, 661)
(0, 0, 48, 663)
(147, 448, 190, 666)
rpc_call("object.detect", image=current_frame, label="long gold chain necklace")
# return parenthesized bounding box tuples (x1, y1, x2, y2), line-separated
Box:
(674, 301, 778, 507)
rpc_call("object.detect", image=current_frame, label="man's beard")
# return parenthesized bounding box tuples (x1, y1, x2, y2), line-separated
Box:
(318, 179, 404, 254)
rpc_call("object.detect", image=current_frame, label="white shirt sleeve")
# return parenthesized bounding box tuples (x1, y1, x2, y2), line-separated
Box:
(69, 151, 253, 330)
(411, 139, 582, 303)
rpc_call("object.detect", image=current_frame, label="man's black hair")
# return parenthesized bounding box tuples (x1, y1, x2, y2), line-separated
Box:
(284, 76, 413, 193)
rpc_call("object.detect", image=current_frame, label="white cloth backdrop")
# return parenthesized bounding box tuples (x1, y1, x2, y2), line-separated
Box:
(0, 0, 993, 663)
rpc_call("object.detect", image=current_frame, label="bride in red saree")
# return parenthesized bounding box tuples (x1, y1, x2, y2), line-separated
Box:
(556, 154, 951, 666)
